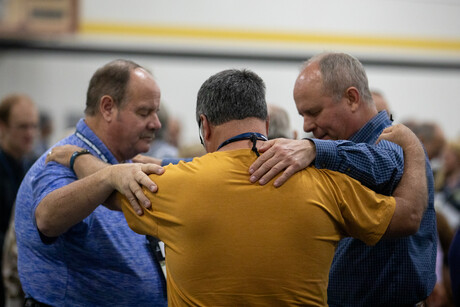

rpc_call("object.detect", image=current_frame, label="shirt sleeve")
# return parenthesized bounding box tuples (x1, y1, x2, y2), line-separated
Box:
(311, 138, 404, 195)
(323, 169, 396, 245)
(121, 192, 159, 238)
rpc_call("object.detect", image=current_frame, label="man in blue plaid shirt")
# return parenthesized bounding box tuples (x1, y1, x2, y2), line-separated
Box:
(249, 52, 437, 306)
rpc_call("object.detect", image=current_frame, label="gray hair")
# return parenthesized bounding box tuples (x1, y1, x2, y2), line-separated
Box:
(268, 104, 291, 139)
(85, 59, 145, 116)
(304, 52, 373, 104)
(196, 69, 267, 126)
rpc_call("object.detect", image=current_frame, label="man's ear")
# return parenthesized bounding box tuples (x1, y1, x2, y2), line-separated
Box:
(200, 114, 211, 142)
(345, 87, 360, 112)
(99, 95, 116, 122)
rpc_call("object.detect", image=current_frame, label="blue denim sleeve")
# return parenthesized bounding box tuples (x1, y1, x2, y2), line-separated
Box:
(311, 138, 404, 196)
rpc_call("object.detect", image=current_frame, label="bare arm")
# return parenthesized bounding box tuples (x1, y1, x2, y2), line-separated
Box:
(378, 124, 428, 238)
(45, 145, 107, 178)
(38, 146, 164, 237)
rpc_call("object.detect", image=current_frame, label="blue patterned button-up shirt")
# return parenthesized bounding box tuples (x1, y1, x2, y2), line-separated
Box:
(311, 111, 437, 307)
(15, 119, 167, 306)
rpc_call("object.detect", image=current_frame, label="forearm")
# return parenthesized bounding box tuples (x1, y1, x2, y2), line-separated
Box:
(73, 154, 110, 179)
(46, 145, 165, 218)
(46, 145, 111, 179)
(386, 143, 427, 237)
(35, 166, 115, 237)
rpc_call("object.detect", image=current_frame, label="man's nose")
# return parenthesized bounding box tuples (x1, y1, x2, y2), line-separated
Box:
(148, 113, 161, 130)
(303, 117, 315, 133)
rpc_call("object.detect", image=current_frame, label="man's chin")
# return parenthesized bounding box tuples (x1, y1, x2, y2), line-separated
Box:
(314, 134, 330, 140)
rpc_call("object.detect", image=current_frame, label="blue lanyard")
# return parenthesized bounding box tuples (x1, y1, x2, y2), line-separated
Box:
(217, 132, 267, 156)
(75, 131, 109, 163)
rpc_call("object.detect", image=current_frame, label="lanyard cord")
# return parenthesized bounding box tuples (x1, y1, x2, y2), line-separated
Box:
(75, 131, 109, 163)
(217, 132, 267, 157)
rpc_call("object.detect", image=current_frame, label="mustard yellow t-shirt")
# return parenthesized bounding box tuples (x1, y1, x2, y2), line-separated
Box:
(121, 149, 395, 306)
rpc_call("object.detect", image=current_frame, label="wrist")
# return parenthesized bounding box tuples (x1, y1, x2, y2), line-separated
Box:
(70, 149, 91, 173)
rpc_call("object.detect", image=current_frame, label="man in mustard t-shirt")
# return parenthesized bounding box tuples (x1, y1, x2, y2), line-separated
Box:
(48, 69, 427, 306)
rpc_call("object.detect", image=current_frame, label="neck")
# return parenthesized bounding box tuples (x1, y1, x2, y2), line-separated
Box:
(85, 116, 125, 162)
(208, 119, 268, 152)
(347, 107, 378, 139)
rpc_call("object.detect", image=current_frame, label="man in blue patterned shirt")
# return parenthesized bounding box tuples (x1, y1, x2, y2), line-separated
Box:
(249, 52, 437, 306)
(15, 60, 167, 306)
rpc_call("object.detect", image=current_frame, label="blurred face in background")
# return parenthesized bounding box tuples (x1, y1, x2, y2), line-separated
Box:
(443, 143, 460, 178)
(0, 99, 39, 159)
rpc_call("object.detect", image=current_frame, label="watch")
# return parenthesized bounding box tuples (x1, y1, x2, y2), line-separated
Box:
(70, 149, 91, 173)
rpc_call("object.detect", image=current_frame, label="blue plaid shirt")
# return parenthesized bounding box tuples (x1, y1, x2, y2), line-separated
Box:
(311, 111, 437, 306)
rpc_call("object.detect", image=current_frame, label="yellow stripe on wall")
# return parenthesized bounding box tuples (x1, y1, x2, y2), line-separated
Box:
(80, 22, 460, 53)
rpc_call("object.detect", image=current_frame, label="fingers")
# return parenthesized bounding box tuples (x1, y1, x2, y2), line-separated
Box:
(142, 163, 165, 175)
(376, 124, 411, 146)
(124, 190, 144, 216)
(256, 139, 276, 154)
(249, 147, 276, 183)
(133, 154, 162, 165)
(112, 163, 166, 215)
(258, 158, 293, 185)
(45, 145, 84, 165)
(129, 177, 151, 209)
(249, 139, 312, 186)
(45, 150, 53, 164)
(140, 164, 164, 192)
(248, 140, 276, 176)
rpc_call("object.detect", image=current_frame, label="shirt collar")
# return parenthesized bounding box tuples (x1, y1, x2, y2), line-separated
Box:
(349, 111, 392, 144)
(76, 118, 119, 165)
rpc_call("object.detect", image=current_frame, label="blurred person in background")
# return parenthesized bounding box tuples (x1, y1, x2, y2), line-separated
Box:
(409, 120, 454, 307)
(248, 52, 437, 306)
(437, 139, 460, 230)
(14, 59, 167, 306)
(0, 94, 39, 307)
(177, 143, 206, 158)
(267, 104, 297, 140)
(371, 90, 392, 118)
(32, 112, 54, 157)
(414, 122, 446, 178)
(167, 117, 182, 149)
(145, 104, 179, 159)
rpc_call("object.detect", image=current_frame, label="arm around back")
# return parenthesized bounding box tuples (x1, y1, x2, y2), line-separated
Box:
(37, 145, 165, 238)
(379, 124, 428, 238)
